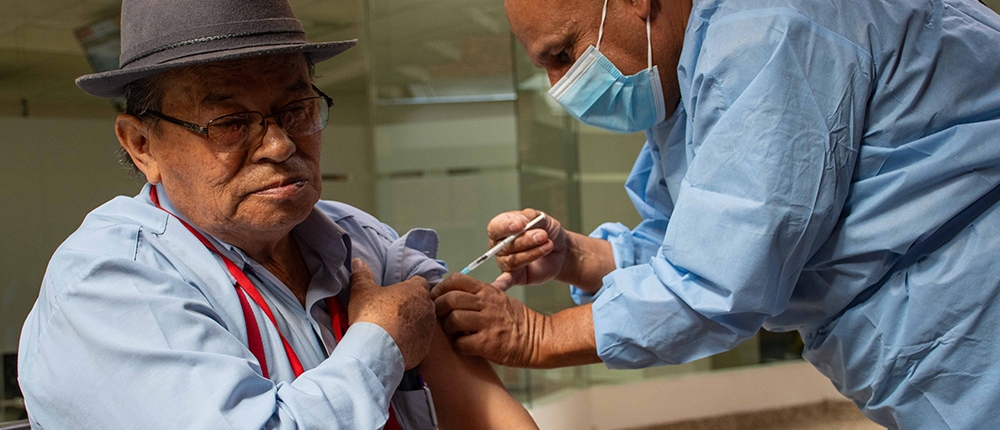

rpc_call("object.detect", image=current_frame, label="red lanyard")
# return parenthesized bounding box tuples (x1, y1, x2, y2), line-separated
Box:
(149, 187, 401, 429)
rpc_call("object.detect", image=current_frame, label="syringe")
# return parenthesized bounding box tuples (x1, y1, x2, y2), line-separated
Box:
(459, 213, 546, 275)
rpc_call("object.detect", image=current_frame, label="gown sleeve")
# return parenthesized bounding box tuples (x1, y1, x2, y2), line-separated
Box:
(590, 8, 871, 368)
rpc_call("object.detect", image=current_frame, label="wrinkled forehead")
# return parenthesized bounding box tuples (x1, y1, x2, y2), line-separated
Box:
(159, 54, 312, 109)
(507, 0, 597, 30)
(505, 0, 599, 61)
(507, 0, 563, 35)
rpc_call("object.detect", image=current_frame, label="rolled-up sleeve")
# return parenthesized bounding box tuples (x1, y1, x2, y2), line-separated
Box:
(592, 9, 870, 368)
(382, 227, 448, 285)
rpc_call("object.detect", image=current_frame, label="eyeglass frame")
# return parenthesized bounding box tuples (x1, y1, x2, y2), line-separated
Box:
(138, 84, 334, 149)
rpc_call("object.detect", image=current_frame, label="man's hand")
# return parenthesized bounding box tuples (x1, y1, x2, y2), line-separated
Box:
(431, 274, 543, 368)
(489, 208, 616, 293)
(431, 274, 602, 369)
(349, 259, 435, 370)
(489, 208, 569, 290)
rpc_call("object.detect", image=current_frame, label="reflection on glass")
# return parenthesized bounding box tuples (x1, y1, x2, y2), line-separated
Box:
(364, 0, 520, 290)
(368, 0, 514, 104)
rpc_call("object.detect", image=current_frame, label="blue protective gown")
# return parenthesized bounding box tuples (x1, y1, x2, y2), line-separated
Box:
(572, 0, 1000, 427)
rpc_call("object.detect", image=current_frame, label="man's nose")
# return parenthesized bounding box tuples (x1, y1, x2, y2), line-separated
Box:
(253, 117, 296, 163)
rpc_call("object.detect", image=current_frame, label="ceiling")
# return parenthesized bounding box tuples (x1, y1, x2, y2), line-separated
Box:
(4, 0, 1000, 118)
(0, 0, 514, 118)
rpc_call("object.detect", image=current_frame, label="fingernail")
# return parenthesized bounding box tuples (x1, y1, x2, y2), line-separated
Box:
(532, 232, 545, 243)
(540, 241, 554, 253)
(351, 258, 363, 270)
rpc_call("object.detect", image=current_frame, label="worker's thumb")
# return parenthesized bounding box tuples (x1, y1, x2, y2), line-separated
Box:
(493, 271, 514, 291)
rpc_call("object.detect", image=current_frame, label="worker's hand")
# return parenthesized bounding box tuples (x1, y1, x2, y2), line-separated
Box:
(488, 208, 569, 290)
(431, 273, 545, 368)
(349, 259, 436, 370)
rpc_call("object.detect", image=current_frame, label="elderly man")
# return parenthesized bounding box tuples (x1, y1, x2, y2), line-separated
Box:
(17, 0, 536, 429)
(433, 0, 1000, 428)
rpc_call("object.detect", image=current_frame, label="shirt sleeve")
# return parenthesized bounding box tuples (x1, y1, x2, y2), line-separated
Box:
(315, 200, 447, 286)
(381, 227, 448, 286)
(592, 9, 871, 368)
(18, 254, 402, 430)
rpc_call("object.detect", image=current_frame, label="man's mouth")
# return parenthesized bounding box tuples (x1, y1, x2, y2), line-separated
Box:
(252, 178, 308, 197)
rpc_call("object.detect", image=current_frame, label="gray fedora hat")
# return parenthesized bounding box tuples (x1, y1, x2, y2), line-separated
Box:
(76, 0, 357, 98)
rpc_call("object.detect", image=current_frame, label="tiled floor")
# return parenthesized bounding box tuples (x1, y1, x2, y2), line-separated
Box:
(641, 401, 884, 430)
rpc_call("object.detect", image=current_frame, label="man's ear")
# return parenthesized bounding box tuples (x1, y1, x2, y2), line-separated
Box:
(627, 0, 653, 20)
(115, 114, 162, 184)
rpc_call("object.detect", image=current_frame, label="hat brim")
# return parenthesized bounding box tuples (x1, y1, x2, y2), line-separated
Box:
(76, 40, 357, 99)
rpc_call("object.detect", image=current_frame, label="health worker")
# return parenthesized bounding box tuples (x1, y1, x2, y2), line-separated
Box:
(431, 0, 1000, 427)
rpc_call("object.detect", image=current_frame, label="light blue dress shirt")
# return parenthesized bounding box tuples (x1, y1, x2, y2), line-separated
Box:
(18, 183, 446, 429)
(572, 0, 1000, 427)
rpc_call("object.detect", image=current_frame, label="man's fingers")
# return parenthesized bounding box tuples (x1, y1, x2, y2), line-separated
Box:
(349, 259, 376, 291)
(486, 209, 545, 241)
(494, 229, 550, 257)
(401, 275, 431, 292)
(434, 291, 484, 317)
(452, 332, 487, 357)
(496, 240, 554, 271)
(493, 272, 515, 291)
(487, 212, 529, 242)
(441, 309, 488, 335)
(429, 273, 484, 299)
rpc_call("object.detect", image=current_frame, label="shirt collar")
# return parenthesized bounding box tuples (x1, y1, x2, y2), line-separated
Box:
(144, 182, 352, 297)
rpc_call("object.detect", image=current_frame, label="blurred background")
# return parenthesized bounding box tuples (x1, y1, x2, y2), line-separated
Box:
(2, 0, 999, 428)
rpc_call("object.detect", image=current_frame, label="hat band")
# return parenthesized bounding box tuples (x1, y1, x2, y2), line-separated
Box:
(121, 30, 306, 68)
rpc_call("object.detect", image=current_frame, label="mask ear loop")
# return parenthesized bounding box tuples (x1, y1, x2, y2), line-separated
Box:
(597, 0, 652, 70)
(597, 0, 610, 50)
(646, 15, 652, 69)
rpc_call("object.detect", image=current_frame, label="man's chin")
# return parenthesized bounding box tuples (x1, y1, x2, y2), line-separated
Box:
(242, 189, 319, 227)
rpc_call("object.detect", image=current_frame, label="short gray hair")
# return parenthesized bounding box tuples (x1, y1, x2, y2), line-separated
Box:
(119, 74, 168, 178)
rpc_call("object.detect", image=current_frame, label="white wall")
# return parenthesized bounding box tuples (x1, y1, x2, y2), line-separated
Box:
(0, 116, 137, 353)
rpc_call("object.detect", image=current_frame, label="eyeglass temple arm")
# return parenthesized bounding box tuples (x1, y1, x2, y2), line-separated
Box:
(142, 111, 209, 135)
(312, 85, 334, 107)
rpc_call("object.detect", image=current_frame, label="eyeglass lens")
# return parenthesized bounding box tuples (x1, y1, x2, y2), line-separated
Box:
(206, 97, 329, 152)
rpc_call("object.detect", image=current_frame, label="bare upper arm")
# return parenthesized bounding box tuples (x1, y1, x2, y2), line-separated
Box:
(416, 321, 538, 430)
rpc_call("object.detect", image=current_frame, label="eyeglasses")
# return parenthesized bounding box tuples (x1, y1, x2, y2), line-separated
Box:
(141, 86, 334, 153)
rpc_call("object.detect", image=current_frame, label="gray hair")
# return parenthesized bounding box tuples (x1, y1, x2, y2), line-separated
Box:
(119, 74, 167, 178)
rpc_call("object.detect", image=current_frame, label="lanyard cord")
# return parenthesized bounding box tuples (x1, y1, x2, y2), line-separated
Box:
(150, 186, 307, 377)
(150, 187, 402, 429)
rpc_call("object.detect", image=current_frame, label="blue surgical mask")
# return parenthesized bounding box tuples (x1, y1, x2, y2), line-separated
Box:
(548, 0, 666, 133)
